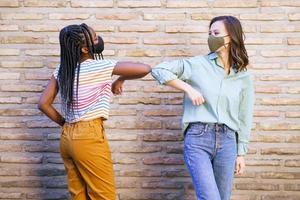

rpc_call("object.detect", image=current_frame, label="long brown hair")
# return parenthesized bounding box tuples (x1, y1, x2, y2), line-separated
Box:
(209, 16, 249, 72)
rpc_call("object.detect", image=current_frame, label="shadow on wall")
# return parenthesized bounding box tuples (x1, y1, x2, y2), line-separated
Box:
(24, 124, 70, 199)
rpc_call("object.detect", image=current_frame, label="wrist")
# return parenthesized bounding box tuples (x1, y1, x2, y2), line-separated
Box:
(61, 118, 65, 126)
(118, 76, 126, 82)
(183, 84, 192, 94)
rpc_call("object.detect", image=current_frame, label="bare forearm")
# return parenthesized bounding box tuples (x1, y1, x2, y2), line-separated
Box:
(165, 79, 205, 105)
(118, 73, 148, 81)
(39, 105, 65, 126)
(38, 76, 64, 126)
(165, 79, 192, 93)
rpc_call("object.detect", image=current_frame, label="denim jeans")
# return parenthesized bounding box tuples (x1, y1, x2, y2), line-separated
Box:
(184, 122, 237, 200)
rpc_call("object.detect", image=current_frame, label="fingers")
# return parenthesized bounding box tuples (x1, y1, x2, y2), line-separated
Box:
(200, 95, 205, 104)
(113, 89, 121, 95)
(117, 87, 122, 95)
(236, 164, 242, 175)
(235, 159, 245, 175)
(191, 94, 205, 106)
(186, 88, 205, 106)
(235, 161, 240, 175)
(239, 161, 245, 175)
(111, 81, 123, 95)
(111, 86, 118, 95)
(112, 86, 123, 95)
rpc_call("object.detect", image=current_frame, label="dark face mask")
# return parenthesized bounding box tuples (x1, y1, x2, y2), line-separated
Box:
(93, 36, 104, 54)
(207, 35, 229, 52)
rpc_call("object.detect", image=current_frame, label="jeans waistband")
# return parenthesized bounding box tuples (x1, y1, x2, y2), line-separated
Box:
(189, 122, 235, 132)
(64, 118, 103, 128)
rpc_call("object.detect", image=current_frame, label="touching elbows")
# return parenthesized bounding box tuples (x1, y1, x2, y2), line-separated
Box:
(141, 63, 152, 77)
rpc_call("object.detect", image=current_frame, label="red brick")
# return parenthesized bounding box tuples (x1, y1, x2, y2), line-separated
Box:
(119, 169, 161, 177)
(213, 1, 258, 8)
(260, 172, 300, 179)
(261, 148, 300, 155)
(1, 154, 43, 163)
(24, 0, 68, 7)
(166, 25, 207, 33)
(285, 159, 300, 167)
(71, 0, 113, 8)
(49, 13, 90, 20)
(96, 12, 140, 20)
(236, 182, 279, 190)
(143, 132, 183, 141)
(261, 195, 300, 200)
(1, 13, 45, 20)
(143, 156, 184, 165)
(118, 1, 161, 8)
(0, 25, 19, 31)
(119, 25, 158, 32)
(0, 0, 19, 7)
(144, 13, 186, 21)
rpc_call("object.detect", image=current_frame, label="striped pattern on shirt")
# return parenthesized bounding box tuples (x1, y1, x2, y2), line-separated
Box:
(53, 59, 117, 123)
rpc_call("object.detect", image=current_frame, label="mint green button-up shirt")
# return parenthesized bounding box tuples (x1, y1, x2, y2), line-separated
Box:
(151, 52, 255, 155)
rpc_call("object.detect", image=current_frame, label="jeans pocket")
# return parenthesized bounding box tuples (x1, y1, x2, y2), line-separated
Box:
(95, 124, 105, 143)
(225, 127, 236, 139)
(186, 123, 206, 137)
(72, 124, 96, 140)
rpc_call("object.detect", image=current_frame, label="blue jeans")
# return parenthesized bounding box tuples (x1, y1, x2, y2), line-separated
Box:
(184, 122, 237, 200)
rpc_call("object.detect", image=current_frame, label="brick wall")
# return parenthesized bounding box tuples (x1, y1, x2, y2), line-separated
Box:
(0, 0, 299, 199)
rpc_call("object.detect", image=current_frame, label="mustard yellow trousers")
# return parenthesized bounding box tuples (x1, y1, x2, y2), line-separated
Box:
(60, 118, 116, 200)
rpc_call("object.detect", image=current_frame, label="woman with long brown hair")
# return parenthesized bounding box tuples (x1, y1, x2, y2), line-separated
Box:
(151, 16, 254, 200)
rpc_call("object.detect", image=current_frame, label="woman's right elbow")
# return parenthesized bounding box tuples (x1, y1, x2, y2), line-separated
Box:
(143, 64, 152, 74)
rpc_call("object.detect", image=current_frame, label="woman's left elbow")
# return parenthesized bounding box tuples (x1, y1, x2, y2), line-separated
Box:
(37, 101, 44, 111)
(37, 99, 48, 113)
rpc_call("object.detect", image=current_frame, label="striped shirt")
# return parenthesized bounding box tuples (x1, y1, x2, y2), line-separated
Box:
(53, 59, 117, 123)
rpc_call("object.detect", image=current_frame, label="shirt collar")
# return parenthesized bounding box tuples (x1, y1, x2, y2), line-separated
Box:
(208, 52, 218, 60)
(207, 52, 239, 74)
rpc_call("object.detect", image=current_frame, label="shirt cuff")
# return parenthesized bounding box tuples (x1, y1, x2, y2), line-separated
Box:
(237, 142, 248, 156)
(151, 68, 177, 85)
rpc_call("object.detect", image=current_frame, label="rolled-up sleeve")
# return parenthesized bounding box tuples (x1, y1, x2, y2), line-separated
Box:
(237, 78, 255, 155)
(151, 59, 192, 85)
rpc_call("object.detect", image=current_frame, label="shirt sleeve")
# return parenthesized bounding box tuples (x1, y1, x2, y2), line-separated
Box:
(105, 59, 118, 77)
(151, 58, 192, 85)
(237, 77, 255, 155)
(52, 65, 60, 80)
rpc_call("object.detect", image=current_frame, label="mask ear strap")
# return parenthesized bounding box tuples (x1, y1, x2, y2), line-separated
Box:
(223, 34, 230, 49)
(223, 42, 230, 49)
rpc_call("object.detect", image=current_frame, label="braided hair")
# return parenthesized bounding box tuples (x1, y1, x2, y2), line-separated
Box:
(58, 23, 103, 120)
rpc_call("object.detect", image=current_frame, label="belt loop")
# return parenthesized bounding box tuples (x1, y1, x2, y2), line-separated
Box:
(205, 124, 208, 132)
(88, 120, 92, 127)
(215, 123, 219, 131)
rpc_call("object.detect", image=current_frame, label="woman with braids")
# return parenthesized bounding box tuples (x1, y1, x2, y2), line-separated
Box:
(151, 16, 255, 200)
(38, 23, 151, 200)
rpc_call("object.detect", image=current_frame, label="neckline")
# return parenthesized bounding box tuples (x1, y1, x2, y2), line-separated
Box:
(81, 59, 94, 64)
